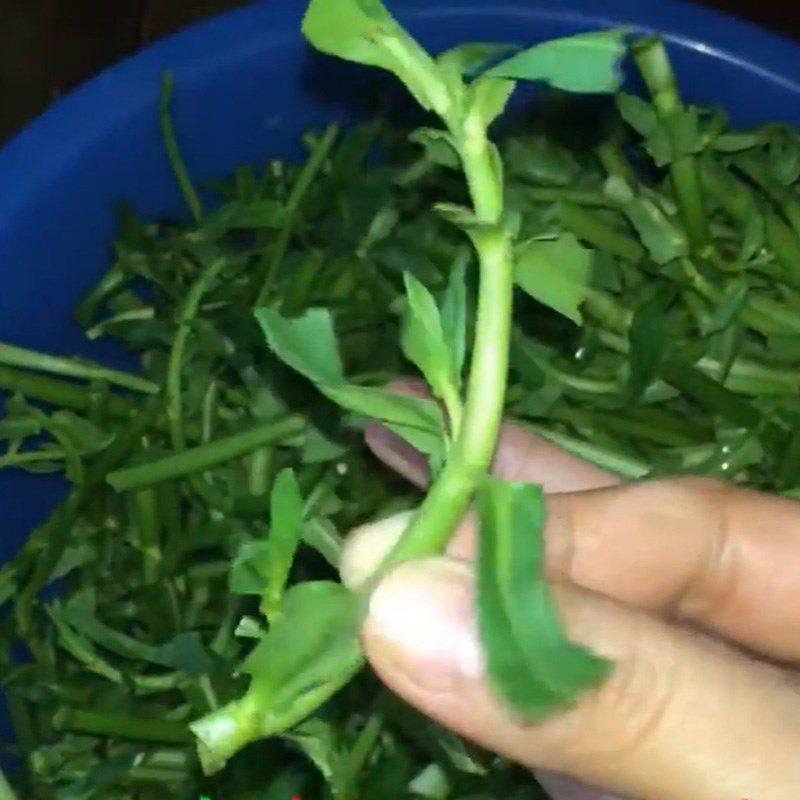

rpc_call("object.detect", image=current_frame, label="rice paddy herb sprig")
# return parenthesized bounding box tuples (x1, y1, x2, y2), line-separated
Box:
(191, 0, 626, 773)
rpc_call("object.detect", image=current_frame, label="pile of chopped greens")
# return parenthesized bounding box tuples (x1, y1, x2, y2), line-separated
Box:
(4, 0, 800, 797)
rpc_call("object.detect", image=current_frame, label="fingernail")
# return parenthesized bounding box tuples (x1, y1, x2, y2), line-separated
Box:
(363, 558, 484, 693)
(340, 510, 414, 589)
(366, 423, 429, 486)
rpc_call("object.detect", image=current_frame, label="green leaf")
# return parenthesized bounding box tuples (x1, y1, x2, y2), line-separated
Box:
(616, 93, 669, 164)
(302, 425, 349, 463)
(514, 234, 593, 324)
(408, 763, 450, 799)
(242, 581, 361, 712)
(624, 197, 687, 264)
(401, 272, 458, 400)
(628, 287, 676, 400)
(467, 77, 516, 129)
(484, 30, 627, 93)
(302, 0, 450, 115)
(282, 719, 339, 782)
(605, 180, 687, 264)
(436, 42, 516, 79)
(739, 201, 765, 265)
(440, 257, 468, 384)
(617, 94, 701, 167)
(702, 279, 749, 336)
(263, 469, 305, 618)
(476, 478, 611, 716)
(504, 136, 580, 186)
(204, 199, 285, 234)
(229, 540, 271, 596)
(255, 307, 344, 386)
(409, 128, 460, 170)
(151, 632, 216, 675)
(326, 384, 445, 458)
(229, 469, 304, 616)
(256, 307, 446, 458)
(714, 131, 765, 152)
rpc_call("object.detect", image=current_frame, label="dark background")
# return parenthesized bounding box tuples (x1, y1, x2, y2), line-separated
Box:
(0, 0, 797, 142)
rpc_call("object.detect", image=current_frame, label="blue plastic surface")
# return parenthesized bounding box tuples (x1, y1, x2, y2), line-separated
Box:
(1, 0, 800, 740)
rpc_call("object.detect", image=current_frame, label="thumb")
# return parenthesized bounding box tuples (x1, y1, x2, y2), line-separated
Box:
(344, 524, 800, 799)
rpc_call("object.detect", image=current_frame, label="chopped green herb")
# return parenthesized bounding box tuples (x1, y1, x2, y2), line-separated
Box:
(3, 2, 800, 798)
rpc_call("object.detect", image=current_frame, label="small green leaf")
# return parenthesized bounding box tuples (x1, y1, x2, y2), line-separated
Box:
(151, 632, 216, 675)
(255, 307, 344, 386)
(484, 30, 627, 93)
(625, 197, 687, 264)
(230, 469, 304, 615)
(302, 0, 450, 115)
(436, 42, 516, 79)
(504, 136, 580, 186)
(230, 540, 270, 596)
(476, 478, 611, 717)
(282, 719, 339, 782)
(409, 128, 460, 170)
(242, 581, 361, 712)
(326, 384, 445, 458)
(628, 287, 676, 400)
(514, 234, 593, 324)
(401, 272, 458, 400)
(263, 469, 305, 618)
(467, 77, 516, 129)
(408, 763, 450, 799)
(739, 201, 765, 264)
(440, 257, 468, 384)
(768, 135, 800, 186)
(617, 94, 701, 167)
(616, 93, 669, 164)
(256, 307, 447, 458)
(605, 181, 688, 264)
(434, 203, 480, 230)
(204, 199, 285, 234)
(702, 279, 748, 336)
(714, 131, 764, 152)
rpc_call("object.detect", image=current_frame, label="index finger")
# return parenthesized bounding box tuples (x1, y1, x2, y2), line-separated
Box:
(366, 416, 800, 662)
(544, 478, 800, 663)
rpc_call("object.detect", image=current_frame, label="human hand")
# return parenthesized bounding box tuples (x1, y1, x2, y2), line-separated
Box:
(340, 415, 800, 800)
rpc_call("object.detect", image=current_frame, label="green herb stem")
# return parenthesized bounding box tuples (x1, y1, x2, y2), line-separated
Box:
(254, 124, 339, 305)
(74, 264, 127, 328)
(632, 37, 710, 252)
(161, 72, 204, 223)
(0, 365, 133, 418)
(336, 713, 383, 800)
(107, 415, 305, 492)
(0, 342, 157, 395)
(192, 656, 363, 775)
(383, 127, 515, 564)
(529, 424, 650, 479)
(132, 489, 162, 584)
(559, 203, 645, 262)
(166, 258, 226, 451)
(671, 156, 710, 250)
(661, 360, 761, 428)
(596, 138, 635, 184)
(53, 707, 192, 744)
(14, 402, 160, 638)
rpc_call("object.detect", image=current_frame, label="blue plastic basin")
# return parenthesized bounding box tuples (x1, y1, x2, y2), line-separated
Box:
(1, 0, 800, 743)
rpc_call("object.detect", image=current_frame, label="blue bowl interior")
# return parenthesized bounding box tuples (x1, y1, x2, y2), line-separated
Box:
(1, 0, 800, 745)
